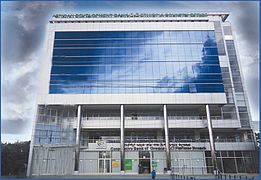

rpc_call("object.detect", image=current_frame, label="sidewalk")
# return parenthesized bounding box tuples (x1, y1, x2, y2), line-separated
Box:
(30, 173, 260, 179)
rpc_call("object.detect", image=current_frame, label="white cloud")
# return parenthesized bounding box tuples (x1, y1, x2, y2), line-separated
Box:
(1, 1, 259, 143)
(1, 1, 76, 140)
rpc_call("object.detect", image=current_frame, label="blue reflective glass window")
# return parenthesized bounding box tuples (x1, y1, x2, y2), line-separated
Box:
(50, 30, 224, 94)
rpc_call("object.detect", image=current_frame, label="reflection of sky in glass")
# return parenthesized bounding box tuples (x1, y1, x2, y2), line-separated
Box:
(49, 31, 224, 94)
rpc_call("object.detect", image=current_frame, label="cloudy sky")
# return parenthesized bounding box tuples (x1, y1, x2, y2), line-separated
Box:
(1, 1, 259, 143)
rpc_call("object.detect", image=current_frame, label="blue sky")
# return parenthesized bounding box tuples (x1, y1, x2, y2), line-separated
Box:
(1, 1, 259, 143)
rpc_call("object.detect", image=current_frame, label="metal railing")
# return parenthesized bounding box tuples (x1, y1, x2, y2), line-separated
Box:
(80, 138, 253, 144)
(82, 116, 120, 121)
(125, 116, 163, 120)
(171, 166, 257, 179)
(79, 115, 224, 121)
(217, 174, 256, 179)
(169, 116, 222, 120)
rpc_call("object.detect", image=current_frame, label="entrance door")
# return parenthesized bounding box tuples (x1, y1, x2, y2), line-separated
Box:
(99, 159, 111, 173)
(139, 151, 151, 174)
(139, 159, 151, 174)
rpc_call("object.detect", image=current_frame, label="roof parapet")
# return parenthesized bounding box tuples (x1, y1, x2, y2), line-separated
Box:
(51, 12, 229, 22)
(207, 12, 229, 22)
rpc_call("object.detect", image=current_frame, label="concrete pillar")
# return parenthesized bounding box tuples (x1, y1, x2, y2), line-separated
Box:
(120, 105, 125, 173)
(163, 105, 171, 171)
(74, 105, 82, 173)
(206, 105, 218, 174)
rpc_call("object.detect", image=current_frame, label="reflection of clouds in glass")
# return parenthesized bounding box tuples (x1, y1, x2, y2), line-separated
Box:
(50, 31, 223, 94)
(155, 34, 221, 93)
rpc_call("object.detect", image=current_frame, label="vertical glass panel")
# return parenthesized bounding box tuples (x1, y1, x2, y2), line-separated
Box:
(50, 31, 224, 94)
(222, 158, 236, 173)
(236, 158, 246, 173)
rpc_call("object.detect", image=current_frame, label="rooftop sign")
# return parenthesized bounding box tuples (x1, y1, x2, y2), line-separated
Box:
(52, 13, 208, 19)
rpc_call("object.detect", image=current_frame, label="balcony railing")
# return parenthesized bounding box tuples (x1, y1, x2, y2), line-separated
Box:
(80, 138, 253, 144)
(79, 116, 223, 121)
(82, 116, 120, 121)
(169, 116, 222, 120)
(125, 116, 163, 120)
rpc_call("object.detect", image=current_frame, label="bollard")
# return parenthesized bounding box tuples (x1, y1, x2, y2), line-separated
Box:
(234, 175, 236, 179)
(239, 175, 241, 179)
(224, 174, 226, 179)
(229, 175, 231, 179)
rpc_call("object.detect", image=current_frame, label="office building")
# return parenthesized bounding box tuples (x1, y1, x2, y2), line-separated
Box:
(27, 12, 258, 176)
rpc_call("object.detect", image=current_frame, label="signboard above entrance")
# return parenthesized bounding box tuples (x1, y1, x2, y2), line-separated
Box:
(111, 142, 206, 151)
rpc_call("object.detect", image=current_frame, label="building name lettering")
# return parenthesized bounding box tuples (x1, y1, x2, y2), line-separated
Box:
(52, 13, 208, 19)
(110, 143, 206, 151)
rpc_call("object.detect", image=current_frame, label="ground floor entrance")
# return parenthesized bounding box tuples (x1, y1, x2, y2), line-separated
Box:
(139, 159, 151, 174)
(138, 151, 151, 174)
(99, 158, 111, 173)
(31, 147, 259, 175)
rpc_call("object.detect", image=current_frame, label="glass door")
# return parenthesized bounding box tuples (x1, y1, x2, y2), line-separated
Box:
(99, 158, 111, 173)
(139, 151, 151, 174)
(105, 159, 110, 173)
(99, 159, 105, 173)
(99, 151, 111, 173)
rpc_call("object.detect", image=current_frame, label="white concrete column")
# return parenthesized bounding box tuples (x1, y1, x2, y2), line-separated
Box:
(163, 105, 171, 171)
(120, 104, 125, 173)
(74, 105, 82, 173)
(206, 104, 218, 174)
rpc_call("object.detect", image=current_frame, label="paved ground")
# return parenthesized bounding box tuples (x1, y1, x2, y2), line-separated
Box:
(28, 173, 260, 179)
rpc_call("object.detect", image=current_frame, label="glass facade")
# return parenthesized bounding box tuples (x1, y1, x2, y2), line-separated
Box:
(34, 105, 76, 145)
(205, 151, 258, 173)
(49, 31, 224, 94)
(225, 40, 250, 128)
